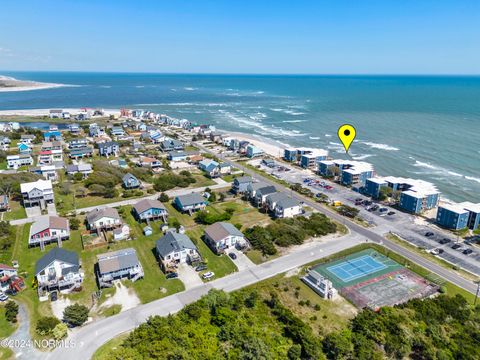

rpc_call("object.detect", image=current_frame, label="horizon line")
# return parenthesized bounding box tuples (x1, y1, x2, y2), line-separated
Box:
(1, 70, 480, 77)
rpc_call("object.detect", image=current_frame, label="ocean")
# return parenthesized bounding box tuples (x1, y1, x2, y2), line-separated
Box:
(1, 72, 479, 203)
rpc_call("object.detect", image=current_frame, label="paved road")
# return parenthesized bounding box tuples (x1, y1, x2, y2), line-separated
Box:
(47, 233, 362, 360)
(195, 141, 479, 294)
(9, 178, 229, 226)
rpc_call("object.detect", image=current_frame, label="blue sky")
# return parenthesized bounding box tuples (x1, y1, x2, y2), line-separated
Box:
(0, 0, 479, 74)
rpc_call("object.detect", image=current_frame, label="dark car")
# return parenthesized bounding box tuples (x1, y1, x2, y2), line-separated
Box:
(195, 264, 207, 272)
(437, 248, 445, 254)
(166, 272, 178, 279)
(463, 249, 473, 255)
(387, 211, 395, 215)
(424, 232, 434, 237)
(451, 243, 462, 250)
(371, 205, 380, 211)
(50, 291, 58, 302)
(379, 208, 388, 213)
(228, 252, 237, 260)
(439, 238, 451, 244)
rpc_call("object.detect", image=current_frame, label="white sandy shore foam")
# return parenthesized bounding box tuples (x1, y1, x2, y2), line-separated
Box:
(0, 108, 120, 116)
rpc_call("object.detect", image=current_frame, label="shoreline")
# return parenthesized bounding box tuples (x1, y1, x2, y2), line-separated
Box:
(0, 108, 120, 117)
(0, 75, 68, 92)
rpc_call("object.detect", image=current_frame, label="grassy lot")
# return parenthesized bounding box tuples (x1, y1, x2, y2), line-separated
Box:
(0, 160, 6, 170)
(0, 306, 17, 338)
(248, 274, 357, 336)
(245, 249, 280, 265)
(238, 161, 290, 188)
(93, 333, 130, 360)
(3, 200, 26, 221)
(98, 304, 122, 318)
(386, 233, 479, 281)
(191, 173, 216, 188)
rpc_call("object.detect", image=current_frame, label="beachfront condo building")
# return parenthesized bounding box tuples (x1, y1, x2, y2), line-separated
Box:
(284, 147, 329, 168)
(436, 202, 480, 230)
(318, 159, 375, 188)
(365, 176, 440, 214)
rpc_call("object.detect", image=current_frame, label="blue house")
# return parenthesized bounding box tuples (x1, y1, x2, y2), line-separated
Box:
(284, 148, 298, 162)
(318, 160, 374, 188)
(174, 193, 208, 214)
(399, 190, 440, 214)
(436, 202, 480, 230)
(122, 173, 140, 189)
(167, 151, 189, 162)
(132, 199, 168, 222)
(160, 139, 184, 152)
(43, 131, 62, 142)
(198, 159, 219, 177)
(232, 176, 252, 194)
(17, 143, 32, 154)
(68, 146, 93, 159)
(246, 144, 264, 158)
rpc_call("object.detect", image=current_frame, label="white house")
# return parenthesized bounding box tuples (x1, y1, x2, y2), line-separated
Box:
(204, 222, 247, 254)
(275, 197, 302, 218)
(85, 208, 122, 232)
(155, 230, 200, 271)
(7, 154, 33, 169)
(20, 180, 54, 209)
(28, 215, 70, 247)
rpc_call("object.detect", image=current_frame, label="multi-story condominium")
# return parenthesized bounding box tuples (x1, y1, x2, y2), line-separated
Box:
(7, 154, 33, 169)
(68, 138, 89, 149)
(318, 159, 375, 188)
(246, 144, 264, 158)
(300, 150, 329, 169)
(35, 248, 83, 299)
(68, 146, 93, 159)
(29, 215, 70, 247)
(20, 180, 54, 209)
(365, 176, 440, 214)
(41, 141, 62, 151)
(436, 202, 480, 230)
(96, 248, 143, 288)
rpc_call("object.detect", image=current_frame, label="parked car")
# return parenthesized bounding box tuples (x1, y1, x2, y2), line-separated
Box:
(430, 248, 444, 255)
(424, 232, 435, 237)
(387, 211, 396, 215)
(0, 293, 8, 302)
(451, 243, 462, 250)
(202, 271, 215, 280)
(166, 272, 178, 279)
(439, 238, 451, 244)
(228, 252, 237, 260)
(371, 205, 380, 211)
(50, 291, 58, 302)
(195, 264, 208, 272)
(463, 249, 473, 255)
(379, 208, 388, 213)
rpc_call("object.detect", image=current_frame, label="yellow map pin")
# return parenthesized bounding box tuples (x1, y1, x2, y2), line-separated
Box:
(338, 124, 356, 153)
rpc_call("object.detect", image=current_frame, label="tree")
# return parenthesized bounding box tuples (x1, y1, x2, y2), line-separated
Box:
(58, 182, 72, 196)
(52, 323, 68, 340)
(63, 303, 89, 327)
(336, 205, 359, 218)
(69, 217, 80, 230)
(158, 193, 169, 202)
(36, 316, 60, 335)
(287, 344, 302, 360)
(4, 301, 18, 323)
(73, 172, 84, 182)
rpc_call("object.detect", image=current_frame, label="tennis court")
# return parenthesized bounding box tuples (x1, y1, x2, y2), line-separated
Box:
(327, 255, 387, 282)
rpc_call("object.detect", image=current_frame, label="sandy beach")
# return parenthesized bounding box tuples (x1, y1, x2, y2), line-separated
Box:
(0, 108, 120, 117)
(0, 75, 67, 92)
(221, 130, 287, 158)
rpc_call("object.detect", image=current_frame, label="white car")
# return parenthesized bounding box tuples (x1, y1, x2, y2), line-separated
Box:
(202, 271, 215, 280)
(0, 293, 9, 302)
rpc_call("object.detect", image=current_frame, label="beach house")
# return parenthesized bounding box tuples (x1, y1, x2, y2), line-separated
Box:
(7, 154, 33, 169)
(66, 163, 93, 178)
(38, 149, 63, 165)
(155, 230, 200, 271)
(68, 138, 89, 149)
(98, 141, 119, 157)
(159, 138, 184, 152)
(68, 123, 81, 134)
(49, 109, 63, 118)
(0, 136, 10, 151)
(204, 222, 247, 254)
(132, 199, 168, 222)
(275, 197, 302, 218)
(68, 146, 93, 159)
(0, 195, 9, 212)
(28, 215, 70, 247)
(20, 179, 54, 209)
(43, 130, 62, 142)
(232, 176, 253, 194)
(96, 248, 144, 288)
(17, 142, 32, 154)
(85, 207, 122, 232)
(122, 173, 140, 189)
(246, 144, 264, 158)
(35, 248, 83, 299)
(199, 159, 220, 177)
(254, 185, 277, 207)
(167, 151, 189, 162)
(20, 134, 35, 145)
(174, 193, 208, 214)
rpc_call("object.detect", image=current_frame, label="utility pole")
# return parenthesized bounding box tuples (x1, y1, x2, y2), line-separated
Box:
(474, 280, 480, 306)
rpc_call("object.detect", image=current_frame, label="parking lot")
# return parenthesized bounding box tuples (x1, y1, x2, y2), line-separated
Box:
(248, 158, 480, 276)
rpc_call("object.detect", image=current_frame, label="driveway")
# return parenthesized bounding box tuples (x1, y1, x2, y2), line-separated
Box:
(228, 248, 255, 271)
(46, 203, 57, 216)
(177, 264, 203, 290)
(25, 206, 41, 218)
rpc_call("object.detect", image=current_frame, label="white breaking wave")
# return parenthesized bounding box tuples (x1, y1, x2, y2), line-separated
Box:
(465, 176, 480, 184)
(413, 160, 467, 179)
(309, 136, 320, 140)
(282, 120, 307, 123)
(361, 141, 399, 151)
(135, 85, 145, 88)
(99, 85, 111, 88)
(324, 134, 332, 137)
(270, 108, 305, 115)
(184, 87, 197, 91)
(352, 154, 375, 160)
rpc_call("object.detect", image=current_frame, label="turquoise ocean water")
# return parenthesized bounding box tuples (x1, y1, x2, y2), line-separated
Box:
(1, 72, 479, 202)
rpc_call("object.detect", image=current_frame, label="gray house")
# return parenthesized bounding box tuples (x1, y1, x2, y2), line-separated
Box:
(155, 231, 200, 271)
(232, 176, 253, 194)
(20, 180, 54, 209)
(98, 141, 119, 157)
(254, 185, 277, 206)
(96, 248, 144, 287)
(204, 222, 247, 254)
(122, 173, 140, 189)
(159, 139, 184, 152)
(174, 193, 208, 214)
